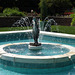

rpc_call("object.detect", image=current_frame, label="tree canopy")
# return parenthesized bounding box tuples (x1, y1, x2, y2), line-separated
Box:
(0, 0, 75, 15)
(39, 0, 74, 15)
(0, 0, 40, 12)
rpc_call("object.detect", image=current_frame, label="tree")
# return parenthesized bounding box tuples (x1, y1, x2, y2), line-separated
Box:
(0, 0, 40, 12)
(39, 0, 48, 20)
(70, 0, 75, 7)
(45, 0, 72, 15)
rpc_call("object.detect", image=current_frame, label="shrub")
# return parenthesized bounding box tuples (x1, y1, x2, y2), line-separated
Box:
(70, 14, 75, 18)
(0, 13, 6, 16)
(71, 8, 75, 12)
(3, 8, 12, 16)
(10, 11, 25, 16)
(70, 14, 75, 26)
(3, 7, 26, 16)
(71, 18, 75, 26)
(12, 7, 19, 11)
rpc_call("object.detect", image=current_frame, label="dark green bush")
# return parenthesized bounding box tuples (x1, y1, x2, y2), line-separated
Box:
(0, 13, 6, 16)
(3, 7, 26, 16)
(39, 0, 48, 20)
(71, 8, 75, 12)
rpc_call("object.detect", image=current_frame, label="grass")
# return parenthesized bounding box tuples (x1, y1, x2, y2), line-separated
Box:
(0, 27, 32, 31)
(51, 25, 75, 34)
(0, 26, 75, 35)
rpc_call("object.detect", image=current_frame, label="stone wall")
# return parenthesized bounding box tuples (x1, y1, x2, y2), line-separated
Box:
(0, 17, 21, 27)
(49, 16, 72, 26)
(0, 16, 72, 27)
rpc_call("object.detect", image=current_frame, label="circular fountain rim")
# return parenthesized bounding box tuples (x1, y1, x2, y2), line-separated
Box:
(0, 42, 75, 64)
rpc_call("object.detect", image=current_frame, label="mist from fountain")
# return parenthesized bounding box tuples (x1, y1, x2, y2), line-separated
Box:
(39, 17, 57, 32)
(39, 17, 58, 42)
(12, 17, 31, 28)
(12, 17, 57, 32)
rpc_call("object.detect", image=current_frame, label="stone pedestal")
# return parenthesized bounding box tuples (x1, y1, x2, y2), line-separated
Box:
(29, 43, 42, 50)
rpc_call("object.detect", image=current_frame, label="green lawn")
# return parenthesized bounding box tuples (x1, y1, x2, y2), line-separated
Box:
(51, 25, 75, 34)
(0, 26, 75, 35)
(0, 27, 32, 31)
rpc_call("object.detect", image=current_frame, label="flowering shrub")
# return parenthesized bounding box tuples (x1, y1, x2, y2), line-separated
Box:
(64, 12, 74, 15)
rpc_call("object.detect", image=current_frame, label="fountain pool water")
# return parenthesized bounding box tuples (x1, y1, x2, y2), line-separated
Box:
(0, 30, 75, 75)
(3, 43, 70, 56)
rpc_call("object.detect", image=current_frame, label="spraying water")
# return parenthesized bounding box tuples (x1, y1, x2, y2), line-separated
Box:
(39, 17, 57, 32)
(12, 17, 31, 29)
(12, 17, 58, 43)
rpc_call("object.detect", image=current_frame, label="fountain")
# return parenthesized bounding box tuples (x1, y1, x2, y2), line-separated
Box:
(28, 17, 57, 50)
(0, 17, 75, 74)
(12, 16, 57, 50)
(13, 17, 42, 50)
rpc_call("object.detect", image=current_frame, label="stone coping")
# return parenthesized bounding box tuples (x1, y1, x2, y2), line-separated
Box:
(40, 31, 75, 39)
(0, 30, 32, 34)
(0, 42, 75, 64)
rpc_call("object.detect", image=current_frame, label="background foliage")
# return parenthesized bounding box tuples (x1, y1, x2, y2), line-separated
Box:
(0, 7, 26, 16)
(39, 0, 48, 20)
(39, 0, 73, 16)
(3, 7, 25, 16)
(71, 14, 75, 26)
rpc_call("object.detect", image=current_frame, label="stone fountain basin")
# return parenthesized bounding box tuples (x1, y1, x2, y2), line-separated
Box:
(0, 42, 75, 69)
(0, 30, 75, 69)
